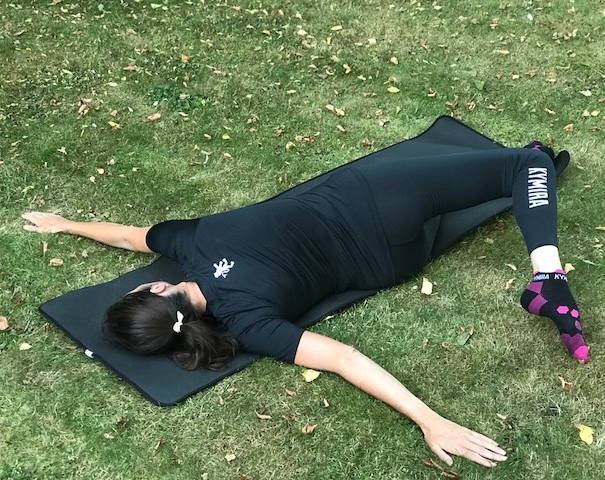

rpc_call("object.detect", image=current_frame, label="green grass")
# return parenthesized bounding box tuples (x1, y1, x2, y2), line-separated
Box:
(1, 0, 604, 478)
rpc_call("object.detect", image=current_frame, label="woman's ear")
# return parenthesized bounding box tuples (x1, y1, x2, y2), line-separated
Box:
(149, 283, 166, 294)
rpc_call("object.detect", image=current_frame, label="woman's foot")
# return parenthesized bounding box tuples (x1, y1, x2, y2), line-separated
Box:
(520, 269, 589, 363)
(524, 139, 555, 161)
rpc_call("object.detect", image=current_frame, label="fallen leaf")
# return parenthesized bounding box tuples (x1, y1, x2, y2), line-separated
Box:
(323, 398, 329, 407)
(42, 241, 48, 256)
(421, 277, 433, 295)
(222, 133, 231, 140)
(454, 330, 473, 346)
(49, 258, 64, 267)
(96, 168, 105, 175)
(390, 56, 398, 65)
(301, 424, 317, 434)
(442, 471, 461, 480)
(225, 453, 236, 462)
(505, 278, 515, 290)
(222, 152, 233, 160)
(563, 123, 574, 132)
(421, 458, 442, 470)
(564, 263, 575, 273)
(579, 90, 592, 97)
(302, 369, 320, 382)
(123, 65, 139, 72)
(181, 55, 192, 63)
(103, 433, 114, 439)
(331, 25, 343, 31)
(544, 107, 556, 115)
(108, 121, 121, 129)
(336, 124, 346, 132)
(0, 316, 9, 331)
(361, 138, 374, 147)
(426, 88, 437, 97)
(285, 141, 296, 150)
(574, 424, 594, 445)
(387, 86, 400, 93)
(145, 112, 161, 123)
(78, 98, 92, 116)
(558, 376, 573, 391)
(494, 49, 510, 55)
(19, 343, 32, 351)
(285, 388, 296, 397)
(57, 147, 67, 155)
(255, 410, 272, 420)
(367, 38, 377, 45)
(505, 263, 517, 271)
(596, 226, 605, 231)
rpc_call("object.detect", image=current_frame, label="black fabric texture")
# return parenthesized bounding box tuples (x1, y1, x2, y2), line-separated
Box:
(38, 115, 570, 406)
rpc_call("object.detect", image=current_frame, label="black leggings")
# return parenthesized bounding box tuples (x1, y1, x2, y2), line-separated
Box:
(353, 148, 558, 282)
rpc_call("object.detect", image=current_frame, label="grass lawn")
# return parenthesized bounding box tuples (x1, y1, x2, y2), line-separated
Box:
(1, 0, 604, 478)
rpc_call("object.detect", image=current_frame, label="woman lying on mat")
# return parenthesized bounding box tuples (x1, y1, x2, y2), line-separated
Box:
(22, 140, 588, 468)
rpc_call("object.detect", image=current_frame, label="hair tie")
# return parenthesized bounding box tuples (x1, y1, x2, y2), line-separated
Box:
(173, 310, 184, 333)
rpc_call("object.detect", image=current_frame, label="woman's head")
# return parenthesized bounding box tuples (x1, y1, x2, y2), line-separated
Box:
(103, 285, 238, 371)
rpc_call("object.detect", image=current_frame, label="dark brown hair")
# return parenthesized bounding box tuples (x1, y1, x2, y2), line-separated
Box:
(103, 289, 238, 371)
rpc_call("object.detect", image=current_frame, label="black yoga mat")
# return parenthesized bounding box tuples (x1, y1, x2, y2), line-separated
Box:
(38, 115, 569, 406)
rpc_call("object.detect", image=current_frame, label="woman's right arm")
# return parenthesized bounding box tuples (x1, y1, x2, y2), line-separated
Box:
(21, 211, 153, 253)
(294, 330, 508, 468)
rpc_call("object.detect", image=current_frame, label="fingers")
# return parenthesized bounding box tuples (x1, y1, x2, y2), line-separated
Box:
(23, 225, 40, 232)
(428, 444, 453, 467)
(469, 432, 507, 456)
(463, 450, 497, 468)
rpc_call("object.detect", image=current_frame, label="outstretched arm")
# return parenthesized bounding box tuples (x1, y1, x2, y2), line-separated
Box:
(21, 211, 153, 253)
(294, 330, 507, 468)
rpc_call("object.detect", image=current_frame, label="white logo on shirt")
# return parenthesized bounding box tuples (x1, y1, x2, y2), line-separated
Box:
(213, 258, 235, 278)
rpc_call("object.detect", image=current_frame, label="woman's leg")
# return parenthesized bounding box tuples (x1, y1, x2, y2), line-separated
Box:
(355, 146, 588, 362)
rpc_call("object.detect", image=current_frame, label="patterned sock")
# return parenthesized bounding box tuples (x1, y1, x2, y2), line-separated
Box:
(520, 269, 589, 363)
(524, 139, 555, 161)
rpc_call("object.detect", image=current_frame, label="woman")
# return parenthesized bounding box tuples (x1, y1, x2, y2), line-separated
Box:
(22, 140, 588, 468)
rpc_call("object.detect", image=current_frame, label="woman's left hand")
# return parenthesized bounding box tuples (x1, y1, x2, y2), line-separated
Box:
(420, 414, 508, 468)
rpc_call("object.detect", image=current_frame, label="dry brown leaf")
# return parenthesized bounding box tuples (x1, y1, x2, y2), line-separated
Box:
(563, 123, 574, 132)
(505, 263, 517, 271)
(421, 457, 442, 470)
(103, 433, 114, 439)
(285, 388, 296, 397)
(336, 125, 346, 132)
(222, 152, 233, 160)
(389, 56, 398, 65)
(19, 343, 32, 351)
(225, 453, 236, 462)
(579, 90, 592, 97)
(77, 98, 92, 116)
(0, 316, 9, 331)
(596, 226, 605, 231)
(49, 258, 64, 267)
(505, 278, 514, 290)
(145, 112, 161, 123)
(544, 107, 556, 115)
(564, 263, 575, 273)
(123, 65, 139, 72)
(181, 55, 192, 63)
(322, 398, 329, 407)
(301, 424, 317, 434)
(285, 141, 296, 150)
(442, 471, 461, 480)
(427, 88, 437, 97)
(361, 138, 375, 147)
(421, 277, 433, 295)
(494, 49, 510, 55)
(255, 410, 272, 420)
(558, 376, 573, 391)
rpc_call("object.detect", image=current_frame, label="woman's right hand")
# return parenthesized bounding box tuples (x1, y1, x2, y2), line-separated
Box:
(21, 211, 73, 234)
(420, 413, 508, 468)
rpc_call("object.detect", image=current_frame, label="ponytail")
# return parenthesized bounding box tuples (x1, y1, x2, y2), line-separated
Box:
(103, 290, 238, 371)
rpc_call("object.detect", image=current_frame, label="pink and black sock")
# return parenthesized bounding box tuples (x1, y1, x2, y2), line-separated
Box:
(520, 269, 589, 363)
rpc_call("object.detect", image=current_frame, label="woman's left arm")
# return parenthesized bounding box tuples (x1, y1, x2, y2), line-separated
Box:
(294, 330, 508, 468)
(22, 211, 153, 253)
